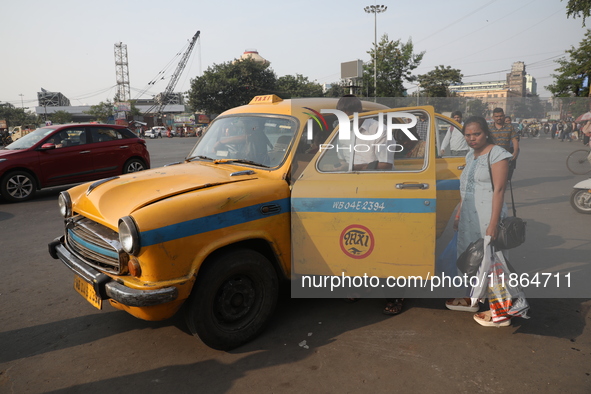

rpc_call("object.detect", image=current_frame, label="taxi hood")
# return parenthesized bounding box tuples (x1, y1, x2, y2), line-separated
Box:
(72, 162, 258, 226)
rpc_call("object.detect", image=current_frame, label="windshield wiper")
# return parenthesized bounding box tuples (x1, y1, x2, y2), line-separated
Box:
(213, 159, 269, 168)
(187, 155, 214, 162)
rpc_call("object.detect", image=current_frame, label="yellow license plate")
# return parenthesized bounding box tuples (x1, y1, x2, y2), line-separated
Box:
(74, 275, 102, 310)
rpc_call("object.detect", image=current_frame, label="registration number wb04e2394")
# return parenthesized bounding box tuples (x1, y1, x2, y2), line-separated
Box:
(74, 275, 103, 310)
(332, 200, 386, 211)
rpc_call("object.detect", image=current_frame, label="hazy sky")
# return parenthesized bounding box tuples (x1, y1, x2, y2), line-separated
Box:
(1, 0, 586, 109)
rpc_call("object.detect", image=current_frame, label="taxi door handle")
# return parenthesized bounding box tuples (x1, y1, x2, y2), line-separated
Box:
(79, 150, 91, 154)
(396, 183, 429, 190)
(119, 145, 129, 149)
(457, 165, 465, 170)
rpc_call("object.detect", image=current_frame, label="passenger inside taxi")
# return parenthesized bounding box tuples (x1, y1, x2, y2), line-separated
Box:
(213, 117, 273, 165)
(332, 95, 394, 171)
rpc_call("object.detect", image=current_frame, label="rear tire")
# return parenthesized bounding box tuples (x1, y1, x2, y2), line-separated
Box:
(570, 189, 591, 214)
(1, 170, 36, 202)
(184, 249, 278, 350)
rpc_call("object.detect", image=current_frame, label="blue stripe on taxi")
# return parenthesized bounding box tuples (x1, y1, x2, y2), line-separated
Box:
(140, 198, 291, 247)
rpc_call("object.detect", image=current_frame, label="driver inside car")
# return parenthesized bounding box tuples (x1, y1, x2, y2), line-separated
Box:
(213, 118, 272, 165)
(47, 131, 69, 148)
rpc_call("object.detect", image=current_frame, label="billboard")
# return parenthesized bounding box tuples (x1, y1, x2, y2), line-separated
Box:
(341, 60, 363, 79)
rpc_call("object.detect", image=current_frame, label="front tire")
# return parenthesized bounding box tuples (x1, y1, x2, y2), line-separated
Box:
(185, 249, 278, 350)
(1, 170, 36, 202)
(566, 149, 591, 175)
(123, 158, 146, 174)
(570, 188, 591, 214)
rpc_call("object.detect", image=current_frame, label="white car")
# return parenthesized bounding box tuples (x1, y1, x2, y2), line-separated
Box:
(145, 126, 166, 139)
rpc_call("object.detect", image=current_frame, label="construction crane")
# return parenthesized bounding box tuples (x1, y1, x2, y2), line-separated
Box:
(150, 30, 200, 122)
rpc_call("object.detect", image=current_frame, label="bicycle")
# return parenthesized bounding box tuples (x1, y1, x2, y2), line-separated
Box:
(566, 148, 591, 175)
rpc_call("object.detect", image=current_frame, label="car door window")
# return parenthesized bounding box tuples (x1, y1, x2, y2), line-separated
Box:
(317, 111, 428, 172)
(90, 128, 122, 143)
(49, 127, 87, 147)
(437, 117, 468, 158)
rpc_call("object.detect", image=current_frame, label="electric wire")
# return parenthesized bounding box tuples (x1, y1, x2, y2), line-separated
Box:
(415, 0, 499, 45)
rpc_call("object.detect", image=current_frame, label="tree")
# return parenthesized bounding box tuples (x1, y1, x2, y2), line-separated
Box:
(466, 99, 488, 118)
(417, 65, 463, 97)
(276, 74, 323, 98)
(85, 100, 114, 123)
(0, 102, 39, 127)
(323, 81, 348, 98)
(48, 110, 72, 125)
(363, 34, 424, 97)
(512, 95, 545, 119)
(188, 58, 277, 114)
(546, 29, 591, 97)
(564, 0, 591, 25)
(128, 100, 142, 117)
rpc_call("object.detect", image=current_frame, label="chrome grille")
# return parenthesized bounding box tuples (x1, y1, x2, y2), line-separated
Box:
(65, 216, 126, 274)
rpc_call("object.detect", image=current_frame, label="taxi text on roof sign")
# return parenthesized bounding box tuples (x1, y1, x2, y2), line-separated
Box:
(249, 95, 284, 104)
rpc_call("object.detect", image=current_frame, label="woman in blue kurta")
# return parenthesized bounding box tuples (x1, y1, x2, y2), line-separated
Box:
(445, 116, 513, 327)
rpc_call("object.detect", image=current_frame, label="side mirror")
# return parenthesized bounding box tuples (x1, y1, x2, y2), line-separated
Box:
(39, 143, 56, 150)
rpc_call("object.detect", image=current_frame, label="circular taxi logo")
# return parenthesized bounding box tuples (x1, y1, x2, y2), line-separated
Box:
(339, 224, 375, 259)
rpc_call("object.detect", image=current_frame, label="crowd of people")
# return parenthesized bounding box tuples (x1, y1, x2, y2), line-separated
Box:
(132, 125, 205, 139)
(517, 118, 590, 144)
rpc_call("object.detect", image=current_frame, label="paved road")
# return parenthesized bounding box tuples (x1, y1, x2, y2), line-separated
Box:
(0, 136, 590, 393)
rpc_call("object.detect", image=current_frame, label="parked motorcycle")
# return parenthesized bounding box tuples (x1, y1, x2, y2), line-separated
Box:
(1, 133, 12, 147)
(571, 178, 591, 214)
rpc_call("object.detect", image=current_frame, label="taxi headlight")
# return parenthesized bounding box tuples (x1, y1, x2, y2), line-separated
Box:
(58, 191, 72, 218)
(118, 216, 141, 256)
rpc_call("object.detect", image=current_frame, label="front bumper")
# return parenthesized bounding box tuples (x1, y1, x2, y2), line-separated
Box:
(48, 237, 178, 307)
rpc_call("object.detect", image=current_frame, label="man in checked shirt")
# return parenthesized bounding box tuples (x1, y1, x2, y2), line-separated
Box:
(416, 113, 429, 141)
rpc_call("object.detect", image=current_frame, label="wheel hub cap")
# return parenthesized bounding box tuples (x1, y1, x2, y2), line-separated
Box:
(216, 276, 256, 322)
(7, 175, 33, 198)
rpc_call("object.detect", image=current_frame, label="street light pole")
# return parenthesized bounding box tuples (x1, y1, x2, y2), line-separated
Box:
(364, 4, 387, 102)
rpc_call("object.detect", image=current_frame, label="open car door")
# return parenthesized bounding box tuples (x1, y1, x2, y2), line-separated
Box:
(291, 106, 438, 297)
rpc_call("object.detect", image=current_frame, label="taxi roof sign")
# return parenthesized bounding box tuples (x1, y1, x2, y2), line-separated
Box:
(249, 95, 283, 105)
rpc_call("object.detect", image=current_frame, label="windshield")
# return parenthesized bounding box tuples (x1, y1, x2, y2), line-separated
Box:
(187, 115, 298, 168)
(4, 127, 56, 150)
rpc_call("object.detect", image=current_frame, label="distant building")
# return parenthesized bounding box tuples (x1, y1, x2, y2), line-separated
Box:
(506, 61, 526, 97)
(35, 94, 185, 124)
(37, 88, 71, 107)
(525, 74, 537, 95)
(448, 61, 537, 115)
(237, 49, 270, 66)
(154, 92, 184, 106)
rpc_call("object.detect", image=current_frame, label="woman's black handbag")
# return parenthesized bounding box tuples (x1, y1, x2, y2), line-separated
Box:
(488, 154, 526, 250)
(456, 238, 484, 277)
(495, 215, 526, 250)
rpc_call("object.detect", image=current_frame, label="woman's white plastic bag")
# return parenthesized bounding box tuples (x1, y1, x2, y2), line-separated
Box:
(470, 236, 530, 322)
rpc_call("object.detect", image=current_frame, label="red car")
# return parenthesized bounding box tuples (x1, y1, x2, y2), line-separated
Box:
(0, 124, 150, 202)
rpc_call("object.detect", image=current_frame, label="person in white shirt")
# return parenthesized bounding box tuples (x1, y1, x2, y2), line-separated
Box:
(333, 95, 395, 171)
(441, 110, 469, 156)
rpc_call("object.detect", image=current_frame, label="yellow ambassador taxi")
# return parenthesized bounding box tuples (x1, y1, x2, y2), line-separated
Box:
(48, 95, 465, 350)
